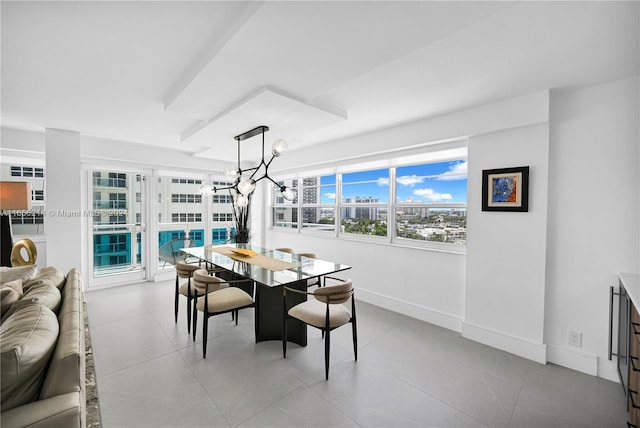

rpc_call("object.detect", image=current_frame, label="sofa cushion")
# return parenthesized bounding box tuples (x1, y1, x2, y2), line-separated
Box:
(0, 265, 37, 285)
(0, 279, 23, 315)
(22, 282, 62, 314)
(0, 304, 59, 411)
(23, 266, 65, 292)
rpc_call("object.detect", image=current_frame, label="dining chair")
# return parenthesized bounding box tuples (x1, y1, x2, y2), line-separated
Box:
(176, 262, 226, 335)
(193, 269, 255, 357)
(297, 252, 321, 289)
(275, 247, 295, 254)
(296, 252, 317, 259)
(159, 237, 198, 268)
(160, 238, 206, 334)
(282, 277, 357, 380)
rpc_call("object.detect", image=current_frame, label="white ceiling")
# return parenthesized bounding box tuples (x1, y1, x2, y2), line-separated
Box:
(1, 1, 638, 164)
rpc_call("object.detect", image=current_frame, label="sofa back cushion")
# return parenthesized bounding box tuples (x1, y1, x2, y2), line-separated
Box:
(23, 267, 65, 292)
(0, 265, 37, 286)
(22, 282, 62, 313)
(40, 268, 85, 399)
(0, 279, 23, 315)
(0, 304, 59, 411)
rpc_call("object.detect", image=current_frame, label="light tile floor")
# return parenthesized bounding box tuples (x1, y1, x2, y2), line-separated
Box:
(86, 279, 627, 428)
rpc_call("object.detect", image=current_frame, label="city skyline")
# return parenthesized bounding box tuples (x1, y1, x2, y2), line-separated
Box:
(315, 160, 468, 204)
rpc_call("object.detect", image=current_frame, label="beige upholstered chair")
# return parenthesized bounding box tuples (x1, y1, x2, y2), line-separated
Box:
(175, 261, 223, 335)
(297, 252, 320, 288)
(161, 238, 211, 335)
(275, 247, 294, 254)
(282, 277, 357, 380)
(193, 269, 255, 357)
(296, 252, 317, 259)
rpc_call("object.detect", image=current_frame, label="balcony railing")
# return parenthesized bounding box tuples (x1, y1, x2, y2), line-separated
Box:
(93, 200, 127, 209)
(93, 177, 127, 188)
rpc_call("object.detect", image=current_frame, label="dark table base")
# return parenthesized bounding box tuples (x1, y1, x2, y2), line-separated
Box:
(256, 279, 308, 346)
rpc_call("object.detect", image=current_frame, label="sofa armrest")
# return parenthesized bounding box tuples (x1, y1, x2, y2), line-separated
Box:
(0, 392, 83, 428)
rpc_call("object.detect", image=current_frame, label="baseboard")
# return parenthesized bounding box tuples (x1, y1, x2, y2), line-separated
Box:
(598, 357, 622, 383)
(546, 343, 598, 376)
(357, 289, 617, 380)
(462, 321, 547, 364)
(355, 288, 463, 332)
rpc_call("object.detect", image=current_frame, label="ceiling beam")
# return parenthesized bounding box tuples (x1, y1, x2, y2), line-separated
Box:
(162, 1, 264, 111)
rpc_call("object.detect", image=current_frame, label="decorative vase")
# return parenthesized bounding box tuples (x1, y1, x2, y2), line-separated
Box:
(234, 228, 250, 244)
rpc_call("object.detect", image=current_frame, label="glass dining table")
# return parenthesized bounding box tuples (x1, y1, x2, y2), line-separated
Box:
(182, 244, 352, 346)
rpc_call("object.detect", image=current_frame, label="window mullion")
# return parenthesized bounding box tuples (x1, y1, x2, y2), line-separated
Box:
(389, 167, 396, 244)
(335, 173, 342, 238)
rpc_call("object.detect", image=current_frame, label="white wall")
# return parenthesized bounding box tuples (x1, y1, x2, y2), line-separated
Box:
(464, 123, 549, 363)
(545, 76, 640, 380)
(265, 91, 550, 333)
(266, 78, 640, 380)
(266, 231, 467, 331)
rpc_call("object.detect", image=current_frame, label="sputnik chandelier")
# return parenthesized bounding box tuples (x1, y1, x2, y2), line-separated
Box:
(199, 126, 296, 207)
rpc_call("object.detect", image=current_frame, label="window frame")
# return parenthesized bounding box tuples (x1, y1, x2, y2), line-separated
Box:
(269, 152, 467, 253)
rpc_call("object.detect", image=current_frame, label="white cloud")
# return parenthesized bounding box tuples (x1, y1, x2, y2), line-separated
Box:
(436, 161, 467, 181)
(377, 177, 389, 186)
(396, 174, 425, 187)
(413, 188, 453, 201)
(324, 192, 336, 200)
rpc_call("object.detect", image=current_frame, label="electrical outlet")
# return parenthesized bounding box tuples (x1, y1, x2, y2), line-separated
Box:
(568, 330, 582, 347)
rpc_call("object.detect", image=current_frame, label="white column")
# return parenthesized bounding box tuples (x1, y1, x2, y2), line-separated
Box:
(45, 128, 82, 273)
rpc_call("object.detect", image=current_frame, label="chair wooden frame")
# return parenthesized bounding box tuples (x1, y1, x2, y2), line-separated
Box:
(196, 275, 256, 358)
(282, 276, 357, 380)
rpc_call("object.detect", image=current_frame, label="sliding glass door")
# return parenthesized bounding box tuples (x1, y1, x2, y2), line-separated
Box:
(88, 169, 146, 286)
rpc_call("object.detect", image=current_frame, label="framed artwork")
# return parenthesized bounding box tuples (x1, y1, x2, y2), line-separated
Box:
(482, 166, 529, 212)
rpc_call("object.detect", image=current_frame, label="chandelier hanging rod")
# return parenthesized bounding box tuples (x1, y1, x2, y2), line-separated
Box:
(199, 125, 296, 206)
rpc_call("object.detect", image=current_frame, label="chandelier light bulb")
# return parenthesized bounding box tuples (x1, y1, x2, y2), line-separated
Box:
(237, 178, 256, 195)
(271, 139, 288, 157)
(281, 186, 296, 201)
(199, 183, 215, 196)
(225, 168, 240, 179)
(236, 194, 249, 207)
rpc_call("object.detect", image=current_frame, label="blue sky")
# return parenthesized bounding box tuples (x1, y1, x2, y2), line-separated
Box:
(317, 160, 468, 204)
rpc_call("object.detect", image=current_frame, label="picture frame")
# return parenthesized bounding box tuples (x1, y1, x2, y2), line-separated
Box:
(482, 166, 529, 212)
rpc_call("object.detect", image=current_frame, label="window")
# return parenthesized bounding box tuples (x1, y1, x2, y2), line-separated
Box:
(212, 228, 229, 244)
(6, 165, 46, 235)
(212, 213, 233, 222)
(108, 173, 126, 188)
(341, 169, 388, 237)
(109, 215, 126, 224)
(272, 179, 298, 229)
(395, 161, 467, 245)
(11, 166, 45, 178)
(212, 194, 233, 204)
(270, 156, 467, 248)
(171, 178, 202, 184)
(171, 213, 202, 222)
(32, 190, 44, 201)
(171, 193, 202, 203)
(300, 176, 336, 232)
(109, 193, 126, 209)
(11, 211, 44, 225)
